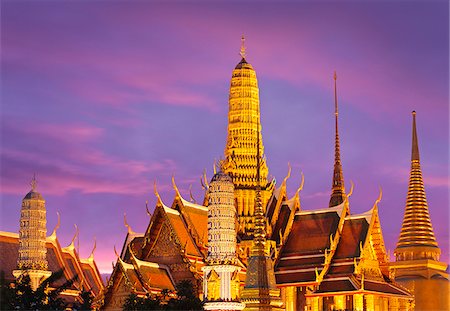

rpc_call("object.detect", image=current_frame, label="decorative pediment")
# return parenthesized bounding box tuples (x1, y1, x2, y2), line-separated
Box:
(149, 222, 180, 258)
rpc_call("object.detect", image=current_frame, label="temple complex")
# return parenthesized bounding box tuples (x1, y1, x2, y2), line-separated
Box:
(0, 177, 104, 307)
(273, 73, 413, 311)
(100, 38, 444, 310)
(390, 111, 449, 310)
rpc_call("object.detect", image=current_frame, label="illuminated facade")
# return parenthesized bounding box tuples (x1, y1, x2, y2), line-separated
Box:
(102, 39, 448, 310)
(1, 178, 104, 306)
(390, 111, 449, 310)
(202, 171, 245, 311)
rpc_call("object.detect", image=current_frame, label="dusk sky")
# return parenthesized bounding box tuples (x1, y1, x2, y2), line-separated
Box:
(1, 1, 448, 274)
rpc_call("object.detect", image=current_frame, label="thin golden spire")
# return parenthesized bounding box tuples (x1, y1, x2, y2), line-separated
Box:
(31, 173, 37, 191)
(241, 91, 282, 310)
(252, 108, 266, 249)
(329, 71, 346, 207)
(411, 110, 420, 161)
(395, 111, 439, 261)
(240, 34, 246, 59)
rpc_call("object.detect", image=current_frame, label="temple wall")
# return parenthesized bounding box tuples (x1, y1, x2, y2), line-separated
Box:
(397, 277, 449, 311)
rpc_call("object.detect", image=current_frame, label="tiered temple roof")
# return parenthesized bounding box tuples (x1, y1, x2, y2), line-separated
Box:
(275, 197, 411, 300)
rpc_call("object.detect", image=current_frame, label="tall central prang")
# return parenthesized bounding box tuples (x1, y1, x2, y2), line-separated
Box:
(223, 36, 271, 241)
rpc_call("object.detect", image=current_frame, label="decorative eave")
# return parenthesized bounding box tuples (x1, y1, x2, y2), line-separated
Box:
(268, 164, 291, 230)
(48, 211, 61, 242)
(61, 224, 79, 255)
(279, 172, 304, 248)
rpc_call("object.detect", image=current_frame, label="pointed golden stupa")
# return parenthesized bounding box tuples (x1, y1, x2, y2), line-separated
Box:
(390, 111, 448, 311)
(394, 111, 440, 261)
(223, 36, 270, 241)
(329, 72, 346, 207)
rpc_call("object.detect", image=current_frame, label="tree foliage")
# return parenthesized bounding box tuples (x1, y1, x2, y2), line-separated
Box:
(122, 280, 203, 311)
(0, 269, 92, 310)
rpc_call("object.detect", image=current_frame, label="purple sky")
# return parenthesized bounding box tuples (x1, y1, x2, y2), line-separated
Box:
(1, 2, 448, 273)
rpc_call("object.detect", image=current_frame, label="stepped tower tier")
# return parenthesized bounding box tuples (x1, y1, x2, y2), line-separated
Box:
(394, 111, 440, 261)
(223, 36, 271, 241)
(13, 175, 52, 290)
(203, 170, 245, 311)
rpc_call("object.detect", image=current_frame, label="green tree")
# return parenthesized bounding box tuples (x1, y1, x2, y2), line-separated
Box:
(0, 269, 78, 310)
(73, 289, 94, 310)
(166, 280, 203, 311)
(122, 280, 203, 311)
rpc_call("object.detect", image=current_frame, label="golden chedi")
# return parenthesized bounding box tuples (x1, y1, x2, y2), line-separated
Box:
(223, 36, 272, 243)
(13, 175, 52, 290)
(391, 111, 449, 310)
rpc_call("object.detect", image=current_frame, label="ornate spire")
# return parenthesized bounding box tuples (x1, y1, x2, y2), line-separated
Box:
(223, 37, 270, 240)
(241, 109, 283, 311)
(31, 173, 37, 191)
(411, 110, 420, 161)
(395, 111, 440, 261)
(240, 34, 246, 59)
(14, 177, 51, 290)
(329, 71, 346, 207)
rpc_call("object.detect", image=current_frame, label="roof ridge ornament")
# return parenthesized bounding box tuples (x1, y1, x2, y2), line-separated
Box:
(347, 181, 354, 198)
(189, 185, 196, 203)
(88, 237, 96, 261)
(172, 174, 180, 196)
(49, 211, 61, 240)
(295, 171, 305, 195)
(240, 34, 246, 59)
(124, 213, 134, 234)
(282, 163, 292, 186)
(153, 180, 163, 204)
(145, 200, 151, 217)
(372, 186, 382, 210)
(66, 224, 78, 250)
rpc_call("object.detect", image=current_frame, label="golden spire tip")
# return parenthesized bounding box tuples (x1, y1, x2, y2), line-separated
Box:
(31, 173, 37, 191)
(240, 34, 246, 59)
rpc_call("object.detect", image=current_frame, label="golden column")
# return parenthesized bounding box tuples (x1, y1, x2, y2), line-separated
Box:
(223, 36, 270, 241)
(13, 176, 52, 290)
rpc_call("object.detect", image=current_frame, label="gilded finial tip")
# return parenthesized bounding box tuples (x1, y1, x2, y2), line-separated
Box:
(31, 173, 37, 191)
(412, 110, 416, 116)
(334, 71, 337, 80)
(240, 34, 246, 59)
